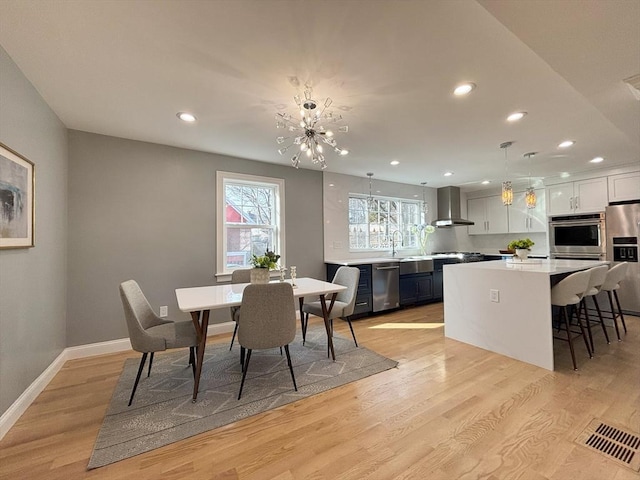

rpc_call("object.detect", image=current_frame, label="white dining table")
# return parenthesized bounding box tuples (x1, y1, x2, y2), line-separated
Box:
(176, 277, 347, 401)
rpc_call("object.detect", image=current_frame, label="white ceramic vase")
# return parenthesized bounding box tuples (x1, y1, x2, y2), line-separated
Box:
(515, 249, 530, 261)
(250, 268, 270, 284)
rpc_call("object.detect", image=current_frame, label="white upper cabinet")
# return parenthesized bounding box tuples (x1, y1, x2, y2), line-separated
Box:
(467, 195, 509, 235)
(608, 171, 640, 202)
(546, 177, 607, 215)
(508, 189, 546, 233)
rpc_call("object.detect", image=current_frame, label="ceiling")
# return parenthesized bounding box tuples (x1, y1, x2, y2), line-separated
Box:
(1, 0, 638, 190)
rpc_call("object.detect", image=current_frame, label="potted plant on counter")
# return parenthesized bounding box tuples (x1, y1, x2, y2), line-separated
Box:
(507, 238, 535, 261)
(249, 250, 280, 283)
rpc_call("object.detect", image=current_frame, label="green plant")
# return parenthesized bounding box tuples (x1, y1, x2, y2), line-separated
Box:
(507, 238, 535, 250)
(250, 250, 280, 269)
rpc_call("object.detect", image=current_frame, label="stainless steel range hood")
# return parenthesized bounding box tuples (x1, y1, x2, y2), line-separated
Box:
(432, 186, 474, 227)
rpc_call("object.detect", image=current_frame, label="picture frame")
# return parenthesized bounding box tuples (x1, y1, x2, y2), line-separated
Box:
(0, 142, 35, 249)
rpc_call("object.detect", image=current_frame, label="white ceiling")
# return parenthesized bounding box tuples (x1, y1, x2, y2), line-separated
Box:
(1, 0, 638, 189)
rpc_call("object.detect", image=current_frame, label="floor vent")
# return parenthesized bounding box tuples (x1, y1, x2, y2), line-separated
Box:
(575, 419, 640, 471)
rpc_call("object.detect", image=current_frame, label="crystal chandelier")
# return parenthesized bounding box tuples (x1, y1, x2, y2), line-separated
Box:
(366, 172, 375, 209)
(421, 182, 429, 220)
(275, 87, 349, 170)
(500, 141, 514, 206)
(524, 152, 537, 209)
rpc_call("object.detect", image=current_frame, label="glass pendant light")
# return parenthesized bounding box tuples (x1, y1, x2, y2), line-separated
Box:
(421, 182, 429, 220)
(524, 152, 537, 209)
(500, 141, 514, 206)
(366, 172, 375, 210)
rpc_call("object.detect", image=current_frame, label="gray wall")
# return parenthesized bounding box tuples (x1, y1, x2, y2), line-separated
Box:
(67, 131, 324, 346)
(0, 46, 68, 414)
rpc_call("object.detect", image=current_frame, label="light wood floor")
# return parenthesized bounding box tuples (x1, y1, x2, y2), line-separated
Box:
(1, 304, 639, 479)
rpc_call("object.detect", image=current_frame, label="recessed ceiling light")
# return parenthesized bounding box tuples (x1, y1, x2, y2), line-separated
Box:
(560, 172, 571, 178)
(481, 180, 491, 185)
(177, 112, 197, 122)
(390, 160, 400, 166)
(558, 140, 575, 148)
(444, 172, 454, 177)
(507, 111, 527, 122)
(453, 83, 476, 96)
(590, 156, 604, 163)
(328, 183, 335, 187)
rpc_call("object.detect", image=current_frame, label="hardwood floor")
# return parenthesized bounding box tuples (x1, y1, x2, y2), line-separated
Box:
(1, 304, 639, 479)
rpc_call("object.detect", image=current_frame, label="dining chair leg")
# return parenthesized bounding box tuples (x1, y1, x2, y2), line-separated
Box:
(591, 296, 610, 344)
(299, 298, 306, 345)
(284, 344, 298, 392)
(147, 352, 154, 378)
(614, 291, 627, 333)
(238, 349, 252, 400)
(580, 300, 594, 353)
(189, 347, 196, 378)
(280, 346, 283, 356)
(129, 352, 148, 406)
(345, 317, 358, 347)
(240, 346, 245, 370)
(562, 307, 578, 371)
(607, 291, 622, 341)
(229, 322, 238, 351)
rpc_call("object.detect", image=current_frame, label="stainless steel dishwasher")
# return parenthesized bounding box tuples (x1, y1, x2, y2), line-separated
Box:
(372, 262, 400, 312)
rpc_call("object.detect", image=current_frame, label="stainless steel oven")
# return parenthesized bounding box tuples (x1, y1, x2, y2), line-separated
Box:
(549, 213, 606, 259)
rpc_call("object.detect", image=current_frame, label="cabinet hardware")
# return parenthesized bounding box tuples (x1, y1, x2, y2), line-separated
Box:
(355, 302, 368, 306)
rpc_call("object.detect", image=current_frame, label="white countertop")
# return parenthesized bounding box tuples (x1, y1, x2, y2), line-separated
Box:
(445, 259, 608, 275)
(325, 254, 462, 265)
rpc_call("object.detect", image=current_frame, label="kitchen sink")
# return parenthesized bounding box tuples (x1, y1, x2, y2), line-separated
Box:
(399, 258, 434, 274)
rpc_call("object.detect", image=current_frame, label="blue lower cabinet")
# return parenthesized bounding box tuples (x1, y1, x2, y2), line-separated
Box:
(400, 273, 434, 306)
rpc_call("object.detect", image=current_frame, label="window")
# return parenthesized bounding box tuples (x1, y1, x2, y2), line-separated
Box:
(348, 195, 421, 250)
(216, 172, 285, 277)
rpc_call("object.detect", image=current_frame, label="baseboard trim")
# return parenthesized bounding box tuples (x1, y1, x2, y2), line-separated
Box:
(0, 322, 235, 440)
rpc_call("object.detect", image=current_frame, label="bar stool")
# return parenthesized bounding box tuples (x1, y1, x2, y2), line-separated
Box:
(579, 264, 610, 352)
(599, 262, 629, 341)
(550, 269, 592, 370)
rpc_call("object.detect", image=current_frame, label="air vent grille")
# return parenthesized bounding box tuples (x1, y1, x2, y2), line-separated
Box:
(576, 419, 640, 471)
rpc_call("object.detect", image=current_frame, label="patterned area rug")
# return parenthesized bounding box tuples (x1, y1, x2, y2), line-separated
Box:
(88, 324, 398, 469)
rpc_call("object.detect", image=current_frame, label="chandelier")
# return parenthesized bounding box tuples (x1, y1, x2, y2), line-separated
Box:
(524, 152, 537, 209)
(366, 172, 375, 209)
(421, 182, 429, 219)
(276, 87, 349, 170)
(500, 141, 514, 206)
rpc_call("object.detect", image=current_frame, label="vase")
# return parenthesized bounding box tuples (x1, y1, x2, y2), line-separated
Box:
(515, 249, 530, 261)
(250, 268, 270, 284)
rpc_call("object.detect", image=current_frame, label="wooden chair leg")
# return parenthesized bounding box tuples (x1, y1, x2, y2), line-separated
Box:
(129, 352, 148, 406)
(614, 291, 627, 333)
(147, 352, 154, 378)
(238, 349, 252, 400)
(189, 347, 196, 378)
(284, 344, 298, 391)
(346, 317, 358, 347)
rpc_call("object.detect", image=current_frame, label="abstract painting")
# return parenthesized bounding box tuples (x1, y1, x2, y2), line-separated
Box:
(0, 143, 34, 248)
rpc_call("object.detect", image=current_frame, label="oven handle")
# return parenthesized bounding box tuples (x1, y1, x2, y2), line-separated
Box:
(549, 221, 604, 227)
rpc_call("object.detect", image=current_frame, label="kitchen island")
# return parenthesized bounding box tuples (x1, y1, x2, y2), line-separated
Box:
(443, 259, 608, 370)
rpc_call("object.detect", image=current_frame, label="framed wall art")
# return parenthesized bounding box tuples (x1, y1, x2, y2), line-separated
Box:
(0, 142, 35, 249)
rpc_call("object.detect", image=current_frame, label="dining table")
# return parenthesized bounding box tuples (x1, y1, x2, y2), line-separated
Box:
(175, 277, 348, 401)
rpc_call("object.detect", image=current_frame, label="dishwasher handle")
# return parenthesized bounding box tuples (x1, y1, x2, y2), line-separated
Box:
(374, 265, 400, 270)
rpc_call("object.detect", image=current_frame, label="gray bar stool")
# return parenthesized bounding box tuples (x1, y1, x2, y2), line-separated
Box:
(599, 262, 629, 341)
(551, 269, 592, 370)
(578, 264, 610, 352)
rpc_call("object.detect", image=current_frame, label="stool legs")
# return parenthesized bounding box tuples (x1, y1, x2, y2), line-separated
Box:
(614, 291, 627, 334)
(607, 291, 622, 341)
(591, 295, 610, 344)
(562, 307, 578, 371)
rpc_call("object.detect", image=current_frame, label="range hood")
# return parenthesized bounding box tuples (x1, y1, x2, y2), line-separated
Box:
(432, 186, 474, 227)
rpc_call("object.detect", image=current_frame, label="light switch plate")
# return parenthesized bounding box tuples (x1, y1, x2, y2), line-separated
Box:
(490, 290, 500, 303)
(159, 306, 168, 317)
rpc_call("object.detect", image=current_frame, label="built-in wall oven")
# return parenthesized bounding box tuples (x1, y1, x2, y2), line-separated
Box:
(549, 213, 606, 260)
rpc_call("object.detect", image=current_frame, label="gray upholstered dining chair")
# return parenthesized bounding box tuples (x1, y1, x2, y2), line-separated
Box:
(237, 282, 298, 400)
(119, 280, 198, 406)
(301, 266, 360, 347)
(228, 268, 252, 350)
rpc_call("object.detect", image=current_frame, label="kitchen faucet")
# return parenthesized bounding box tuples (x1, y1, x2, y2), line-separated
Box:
(391, 230, 403, 257)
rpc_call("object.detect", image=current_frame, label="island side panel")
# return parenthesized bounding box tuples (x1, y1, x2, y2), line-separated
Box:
(443, 264, 554, 370)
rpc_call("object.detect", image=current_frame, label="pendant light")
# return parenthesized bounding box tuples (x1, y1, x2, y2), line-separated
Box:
(500, 141, 514, 206)
(420, 182, 429, 220)
(524, 152, 537, 209)
(366, 172, 374, 210)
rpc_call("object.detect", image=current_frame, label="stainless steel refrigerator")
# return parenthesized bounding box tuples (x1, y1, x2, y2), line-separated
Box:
(605, 201, 640, 316)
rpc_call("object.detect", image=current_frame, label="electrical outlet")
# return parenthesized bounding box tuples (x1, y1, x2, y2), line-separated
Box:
(490, 289, 500, 303)
(159, 306, 168, 317)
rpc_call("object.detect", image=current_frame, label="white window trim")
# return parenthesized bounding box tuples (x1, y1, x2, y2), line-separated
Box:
(216, 171, 286, 282)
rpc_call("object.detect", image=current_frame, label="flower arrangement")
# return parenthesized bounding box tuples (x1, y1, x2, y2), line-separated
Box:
(507, 238, 535, 251)
(250, 250, 280, 270)
(412, 224, 436, 255)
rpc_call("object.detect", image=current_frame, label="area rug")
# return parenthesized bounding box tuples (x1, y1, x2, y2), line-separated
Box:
(88, 324, 398, 469)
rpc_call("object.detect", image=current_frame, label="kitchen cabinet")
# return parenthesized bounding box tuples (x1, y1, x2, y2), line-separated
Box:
(326, 263, 372, 318)
(467, 195, 509, 235)
(608, 171, 640, 203)
(546, 177, 607, 215)
(433, 258, 460, 300)
(399, 273, 433, 306)
(508, 189, 546, 233)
